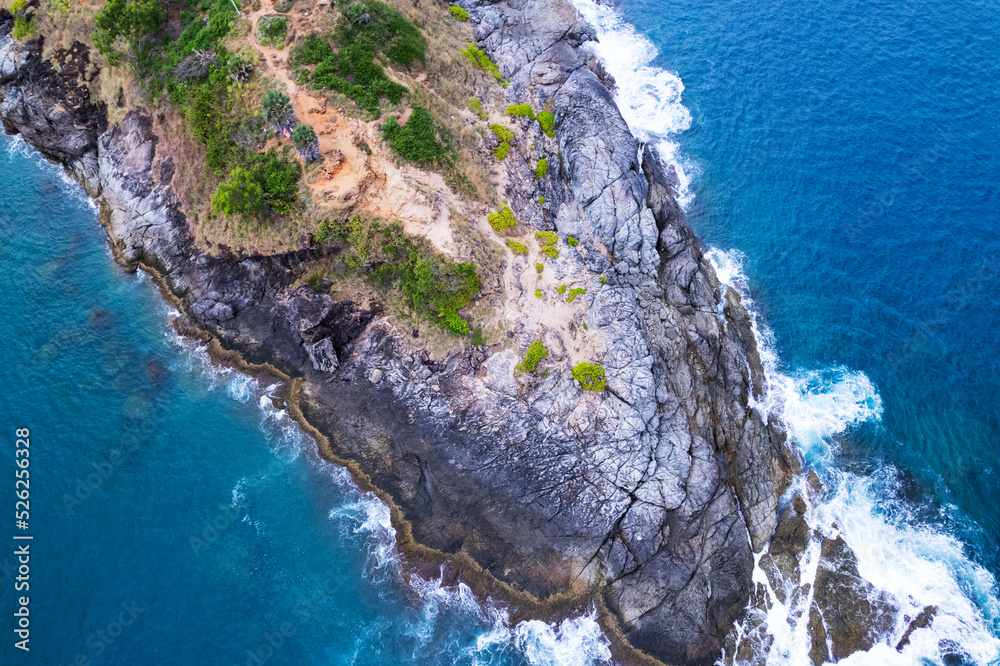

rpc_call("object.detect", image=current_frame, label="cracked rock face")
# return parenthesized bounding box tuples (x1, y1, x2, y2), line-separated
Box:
(1, 4, 799, 662)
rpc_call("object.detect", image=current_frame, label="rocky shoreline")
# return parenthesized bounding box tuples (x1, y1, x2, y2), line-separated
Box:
(0, 2, 831, 663)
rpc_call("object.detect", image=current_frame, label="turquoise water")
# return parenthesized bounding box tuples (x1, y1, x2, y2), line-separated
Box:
(0, 137, 610, 665)
(569, 0, 1000, 661)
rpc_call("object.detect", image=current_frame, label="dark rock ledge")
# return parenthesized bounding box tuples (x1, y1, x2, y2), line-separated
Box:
(1, 2, 803, 663)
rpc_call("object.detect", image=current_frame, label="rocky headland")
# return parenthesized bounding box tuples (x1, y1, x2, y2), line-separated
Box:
(1, 0, 915, 663)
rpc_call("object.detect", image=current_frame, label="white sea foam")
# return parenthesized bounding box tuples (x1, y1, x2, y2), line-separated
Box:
(515, 612, 613, 666)
(705, 249, 1000, 665)
(567, 0, 696, 208)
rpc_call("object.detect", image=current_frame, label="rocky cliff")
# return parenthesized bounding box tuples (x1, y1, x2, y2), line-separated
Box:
(0, 2, 800, 663)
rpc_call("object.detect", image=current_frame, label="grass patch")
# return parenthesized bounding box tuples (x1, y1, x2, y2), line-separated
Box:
(566, 287, 586, 303)
(258, 15, 287, 48)
(468, 97, 488, 120)
(316, 216, 480, 335)
(507, 103, 535, 119)
(460, 43, 507, 85)
(490, 123, 513, 161)
(557, 284, 567, 295)
(535, 262, 543, 274)
(535, 158, 548, 178)
(535, 230, 559, 259)
(566, 235, 578, 247)
(381, 106, 449, 167)
(535, 288, 542, 298)
(487, 205, 518, 234)
(599, 275, 607, 285)
(507, 241, 528, 256)
(448, 4, 469, 21)
(515, 340, 548, 373)
(293, 0, 426, 116)
(537, 195, 545, 205)
(537, 111, 556, 137)
(572, 362, 606, 392)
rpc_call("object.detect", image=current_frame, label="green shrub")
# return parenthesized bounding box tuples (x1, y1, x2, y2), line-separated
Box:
(490, 124, 514, 143)
(291, 34, 334, 66)
(599, 275, 607, 285)
(448, 4, 469, 20)
(572, 362, 606, 392)
(381, 107, 448, 166)
(507, 103, 535, 119)
(535, 230, 559, 259)
(258, 16, 288, 47)
(535, 262, 543, 274)
(338, 0, 426, 64)
(535, 158, 548, 178)
(262, 89, 295, 130)
(336, 217, 480, 334)
(537, 111, 556, 137)
(515, 340, 548, 373)
(468, 97, 488, 120)
(93, 0, 165, 64)
(535, 288, 542, 298)
(487, 205, 518, 234)
(291, 123, 320, 160)
(211, 149, 301, 218)
(557, 284, 567, 295)
(303, 1, 424, 115)
(507, 241, 528, 256)
(567, 287, 586, 303)
(490, 124, 513, 161)
(537, 195, 545, 205)
(566, 235, 578, 247)
(460, 43, 507, 85)
(472, 327, 485, 346)
(10, 0, 34, 40)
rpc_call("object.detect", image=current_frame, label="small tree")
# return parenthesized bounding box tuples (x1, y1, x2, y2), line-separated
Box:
(291, 123, 320, 160)
(93, 0, 166, 65)
(262, 89, 296, 132)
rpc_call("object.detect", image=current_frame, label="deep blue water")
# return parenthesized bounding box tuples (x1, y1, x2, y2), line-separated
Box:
(0, 138, 609, 665)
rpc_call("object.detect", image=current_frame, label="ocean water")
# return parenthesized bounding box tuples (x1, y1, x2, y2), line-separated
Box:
(0, 136, 611, 665)
(567, 0, 1000, 662)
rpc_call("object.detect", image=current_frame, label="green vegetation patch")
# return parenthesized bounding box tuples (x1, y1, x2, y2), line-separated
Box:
(535, 230, 559, 259)
(468, 98, 488, 120)
(460, 43, 507, 85)
(258, 15, 288, 48)
(535, 288, 542, 298)
(566, 235, 578, 247)
(535, 158, 548, 178)
(488, 205, 518, 234)
(291, 123, 320, 161)
(507, 103, 535, 120)
(537, 111, 556, 137)
(490, 123, 513, 161)
(381, 107, 449, 166)
(448, 4, 469, 21)
(316, 217, 480, 334)
(599, 275, 607, 285)
(572, 362, 606, 392)
(10, 0, 35, 41)
(211, 148, 301, 219)
(537, 195, 545, 205)
(94, 0, 166, 65)
(515, 340, 549, 373)
(557, 284, 567, 295)
(535, 262, 544, 274)
(292, 0, 425, 116)
(507, 241, 528, 256)
(566, 287, 586, 303)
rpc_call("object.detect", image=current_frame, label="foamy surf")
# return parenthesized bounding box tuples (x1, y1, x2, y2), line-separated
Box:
(567, 0, 696, 208)
(706, 247, 1000, 665)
